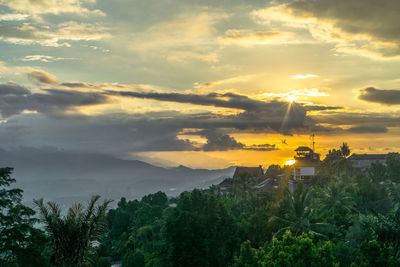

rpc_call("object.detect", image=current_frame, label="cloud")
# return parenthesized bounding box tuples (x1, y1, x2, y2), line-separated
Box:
(106, 90, 323, 134)
(194, 74, 255, 89)
(61, 82, 92, 88)
(202, 131, 245, 151)
(27, 68, 58, 84)
(0, 83, 108, 117)
(219, 29, 289, 46)
(346, 126, 388, 134)
(0, 13, 29, 21)
(312, 111, 400, 127)
(359, 87, 400, 105)
(0, 0, 105, 16)
(0, 113, 196, 153)
(0, 79, 394, 155)
(107, 90, 265, 110)
(291, 74, 318, 79)
(0, 82, 30, 95)
(0, 21, 109, 47)
(244, 143, 278, 151)
(128, 12, 226, 62)
(254, 0, 400, 58)
(200, 131, 277, 151)
(20, 55, 78, 62)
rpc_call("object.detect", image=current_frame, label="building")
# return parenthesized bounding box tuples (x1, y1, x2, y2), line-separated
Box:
(217, 178, 233, 194)
(217, 165, 264, 194)
(233, 166, 264, 181)
(255, 174, 283, 192)
(349, 153, 399, 171)
(289, 146, 321, 192)
(292, 146, 320, 180)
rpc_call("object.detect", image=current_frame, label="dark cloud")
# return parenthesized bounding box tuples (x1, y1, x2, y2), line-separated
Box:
(284, 0, 400, 57)
(346, 126, 388, 134)
(0, 82, 30, 95)
(61, 82, 92, 88)
(304, 105, 342, 111)
(0, 84, 108, 117)
(0, 82, 330, 153)
(0, 113, 196, 154)
(0, 81, 389, 155)
(200, 130, 278, 151)
(359, 87, 400, 105)
(0, 112, 280, 154)
(27, 69, 58, 84)
(202, 130, 245, 151)
(107, 90, 321, 134)
(244, 144, 278, 151)
(107, 91, 267, 111)
(312, 110, 400, 126)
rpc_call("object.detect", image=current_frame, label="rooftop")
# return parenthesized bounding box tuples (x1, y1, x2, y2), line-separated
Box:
(295, 146, 313, 152)
(349, 153, 398, 160)
(233, 166, 264, 178)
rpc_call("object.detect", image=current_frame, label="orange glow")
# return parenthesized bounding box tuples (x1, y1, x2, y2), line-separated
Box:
(285, 159, 296, 166)
(287, 95, 296, 103)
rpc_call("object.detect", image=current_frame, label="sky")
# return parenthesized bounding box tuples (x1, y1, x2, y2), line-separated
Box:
(1, 0, 400, 169)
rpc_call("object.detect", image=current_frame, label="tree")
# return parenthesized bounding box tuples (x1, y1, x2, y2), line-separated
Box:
(121, 250, 145, 267)
(233, 241, 258, 267)
(0, 167, 37, 265)
(270, 184, 327, 237)
(237, 231, 337, 267)
(232, 172, 256, 200)
(340, 142, 350, 158)
(386, 153, 400, 182)
(368, 162, 388, 183)
(34, 195, 112, 267)
(162, 190, 239, 266)
(316, 182, 355, 235)
(321, 143, 352, 176)
(95, 257, 111, 267)
(264, 164, 283, 178)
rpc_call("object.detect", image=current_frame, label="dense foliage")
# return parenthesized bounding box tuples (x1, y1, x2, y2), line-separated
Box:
(0, 167, 53, 266)
(2, 144, 400, 266)
(34, 196, 112, 267)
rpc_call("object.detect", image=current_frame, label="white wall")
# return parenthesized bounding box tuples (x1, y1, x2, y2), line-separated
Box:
(299, 167, 315, 176)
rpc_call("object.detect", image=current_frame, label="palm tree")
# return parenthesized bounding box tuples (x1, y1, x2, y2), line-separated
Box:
(318, 182, 355, 215)
(34, 195, 112, 267)
(232, 172, 256, 200)
(269, 184, 327, 238)
(315, 182, 355, 236)
(321, 143, 353, 176)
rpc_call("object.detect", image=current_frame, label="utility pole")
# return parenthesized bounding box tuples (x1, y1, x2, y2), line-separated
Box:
(310, 134, 315, 152)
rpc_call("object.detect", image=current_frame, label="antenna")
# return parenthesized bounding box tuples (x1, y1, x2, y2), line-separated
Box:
(310, 134, 315, 152)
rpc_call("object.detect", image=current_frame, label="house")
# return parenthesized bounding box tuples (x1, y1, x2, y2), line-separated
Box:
(349, 153, 398, 171)
(255, 174, 283, 192)
(289, 146, 321, 192)
(217, 165, 264, 194)
(292, 146, 320, 180)
(217, 177, 233, 194)
(233, 165, 264, 181)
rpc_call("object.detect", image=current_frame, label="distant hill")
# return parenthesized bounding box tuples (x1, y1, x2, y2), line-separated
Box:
(0, 147, 235, 207)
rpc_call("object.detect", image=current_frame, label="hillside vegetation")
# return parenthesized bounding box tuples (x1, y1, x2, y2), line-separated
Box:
(2, 144, 400, 266)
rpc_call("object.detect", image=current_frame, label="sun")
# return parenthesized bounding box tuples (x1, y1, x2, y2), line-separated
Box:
(285, 159, 296, 166)
(287, 95, 296, 103)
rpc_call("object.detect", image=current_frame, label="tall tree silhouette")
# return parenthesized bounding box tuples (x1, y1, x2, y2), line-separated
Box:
(35, 195, 112, 267)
